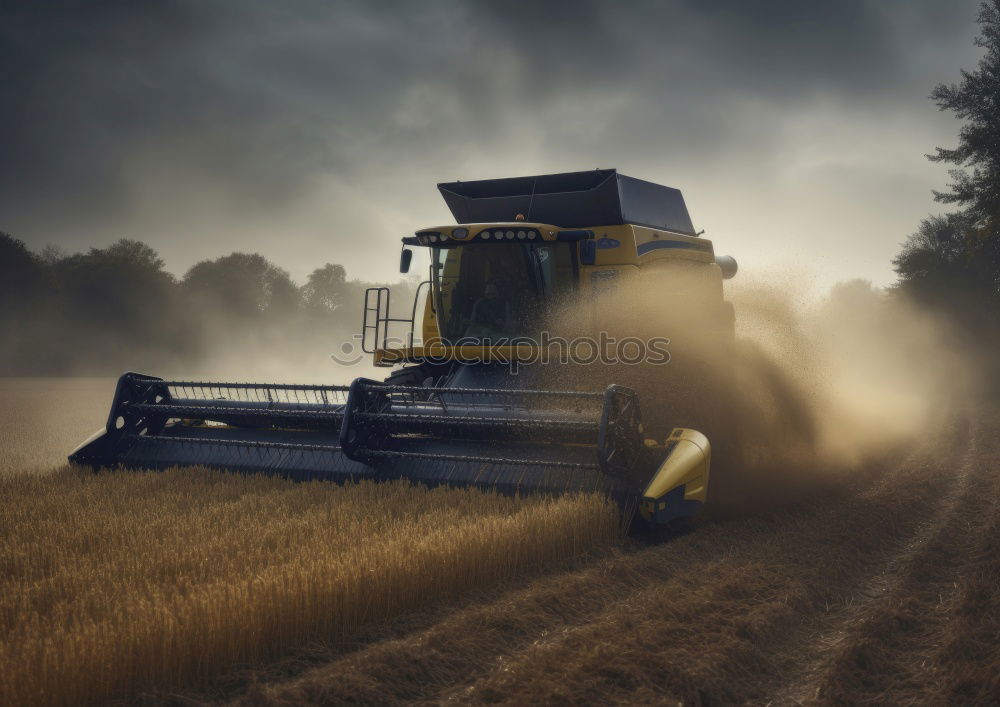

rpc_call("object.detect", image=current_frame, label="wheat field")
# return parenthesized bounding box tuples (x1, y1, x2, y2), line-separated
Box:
(0, 380, 622, 705)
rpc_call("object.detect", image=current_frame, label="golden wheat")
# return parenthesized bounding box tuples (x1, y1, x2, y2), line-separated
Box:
(0, 465, 620, 705)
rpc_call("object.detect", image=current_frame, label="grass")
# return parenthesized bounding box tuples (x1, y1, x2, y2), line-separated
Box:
(0, 379, 623, 705)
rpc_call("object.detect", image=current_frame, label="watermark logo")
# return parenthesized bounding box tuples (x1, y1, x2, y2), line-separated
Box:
(331, 332, 670, 373)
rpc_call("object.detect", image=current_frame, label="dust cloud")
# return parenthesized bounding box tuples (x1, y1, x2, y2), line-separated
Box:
(156, 319, 381, 384)
(542, 263, 974, 514)
(729, 271, 967, 465)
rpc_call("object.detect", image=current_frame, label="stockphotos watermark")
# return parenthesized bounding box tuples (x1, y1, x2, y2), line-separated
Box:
(331, 332, 670, 373)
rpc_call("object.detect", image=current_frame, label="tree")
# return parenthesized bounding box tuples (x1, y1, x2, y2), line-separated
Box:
(38, 244, 67, 266)
(823, 279, 884, 312)
(183, 252, 299, 318)
(101, 238, 167, 271)
(0, 233, 56, 373)
(893, 213, 974, 298)
(0, 232, 50, 309)
(301, 263, 347, 313)
(48, 239, 181, 371)
(928, 1, 1000, 225)
(53, 239, 176, 324)
(896, 3, 1000, 318)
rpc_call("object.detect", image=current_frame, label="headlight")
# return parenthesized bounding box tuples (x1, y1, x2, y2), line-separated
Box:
(451, 227, 468, 239)
(517, 230, 526, 239)
(506, 230, 515, 239)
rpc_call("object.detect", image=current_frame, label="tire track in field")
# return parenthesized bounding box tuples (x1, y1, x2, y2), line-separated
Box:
(926, 422, 1000, 704)
(198, 413, 970, 706)
(762, 411, 981, 705)
(808, 410, 1000, 705)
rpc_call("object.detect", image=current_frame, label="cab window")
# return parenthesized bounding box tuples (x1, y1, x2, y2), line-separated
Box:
(432, 242, 576, 343)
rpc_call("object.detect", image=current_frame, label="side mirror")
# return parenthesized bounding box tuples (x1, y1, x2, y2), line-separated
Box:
(399, 248, 413, 274)
(715, 255, 738, 280)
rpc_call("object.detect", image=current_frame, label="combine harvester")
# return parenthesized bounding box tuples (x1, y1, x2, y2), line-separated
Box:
(70, 170, 737, 526)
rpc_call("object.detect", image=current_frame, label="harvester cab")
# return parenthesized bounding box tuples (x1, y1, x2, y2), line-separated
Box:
(70, 170, 737, 527)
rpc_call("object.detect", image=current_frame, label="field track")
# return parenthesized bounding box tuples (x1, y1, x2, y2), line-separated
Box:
(190, 407, 999, 705)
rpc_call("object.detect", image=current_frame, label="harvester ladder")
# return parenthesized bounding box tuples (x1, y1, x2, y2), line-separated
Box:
(362, 287, 390, 353)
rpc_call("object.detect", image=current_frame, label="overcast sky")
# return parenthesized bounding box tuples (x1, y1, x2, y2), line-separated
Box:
(0, 0, 985, 290)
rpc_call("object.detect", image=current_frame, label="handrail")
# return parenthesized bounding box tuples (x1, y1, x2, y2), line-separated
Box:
(408, 280, 431, 347)
(362, 281, 431, 353)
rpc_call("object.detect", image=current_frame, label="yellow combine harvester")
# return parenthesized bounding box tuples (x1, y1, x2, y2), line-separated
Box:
(70, 169, 737, 526)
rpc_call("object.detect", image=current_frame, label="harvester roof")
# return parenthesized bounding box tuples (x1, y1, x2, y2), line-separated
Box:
(438, 169, 696, 236)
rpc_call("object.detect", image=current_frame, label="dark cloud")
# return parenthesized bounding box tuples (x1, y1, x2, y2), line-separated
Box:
(0, 0, 985, 285)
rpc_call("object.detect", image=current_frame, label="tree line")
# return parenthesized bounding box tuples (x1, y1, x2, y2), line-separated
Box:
(0, 235, 417, 375)
(892, 0, 1000, 363)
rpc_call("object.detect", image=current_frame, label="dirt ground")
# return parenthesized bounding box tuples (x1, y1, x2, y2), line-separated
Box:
(3, 379, 998, 705)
